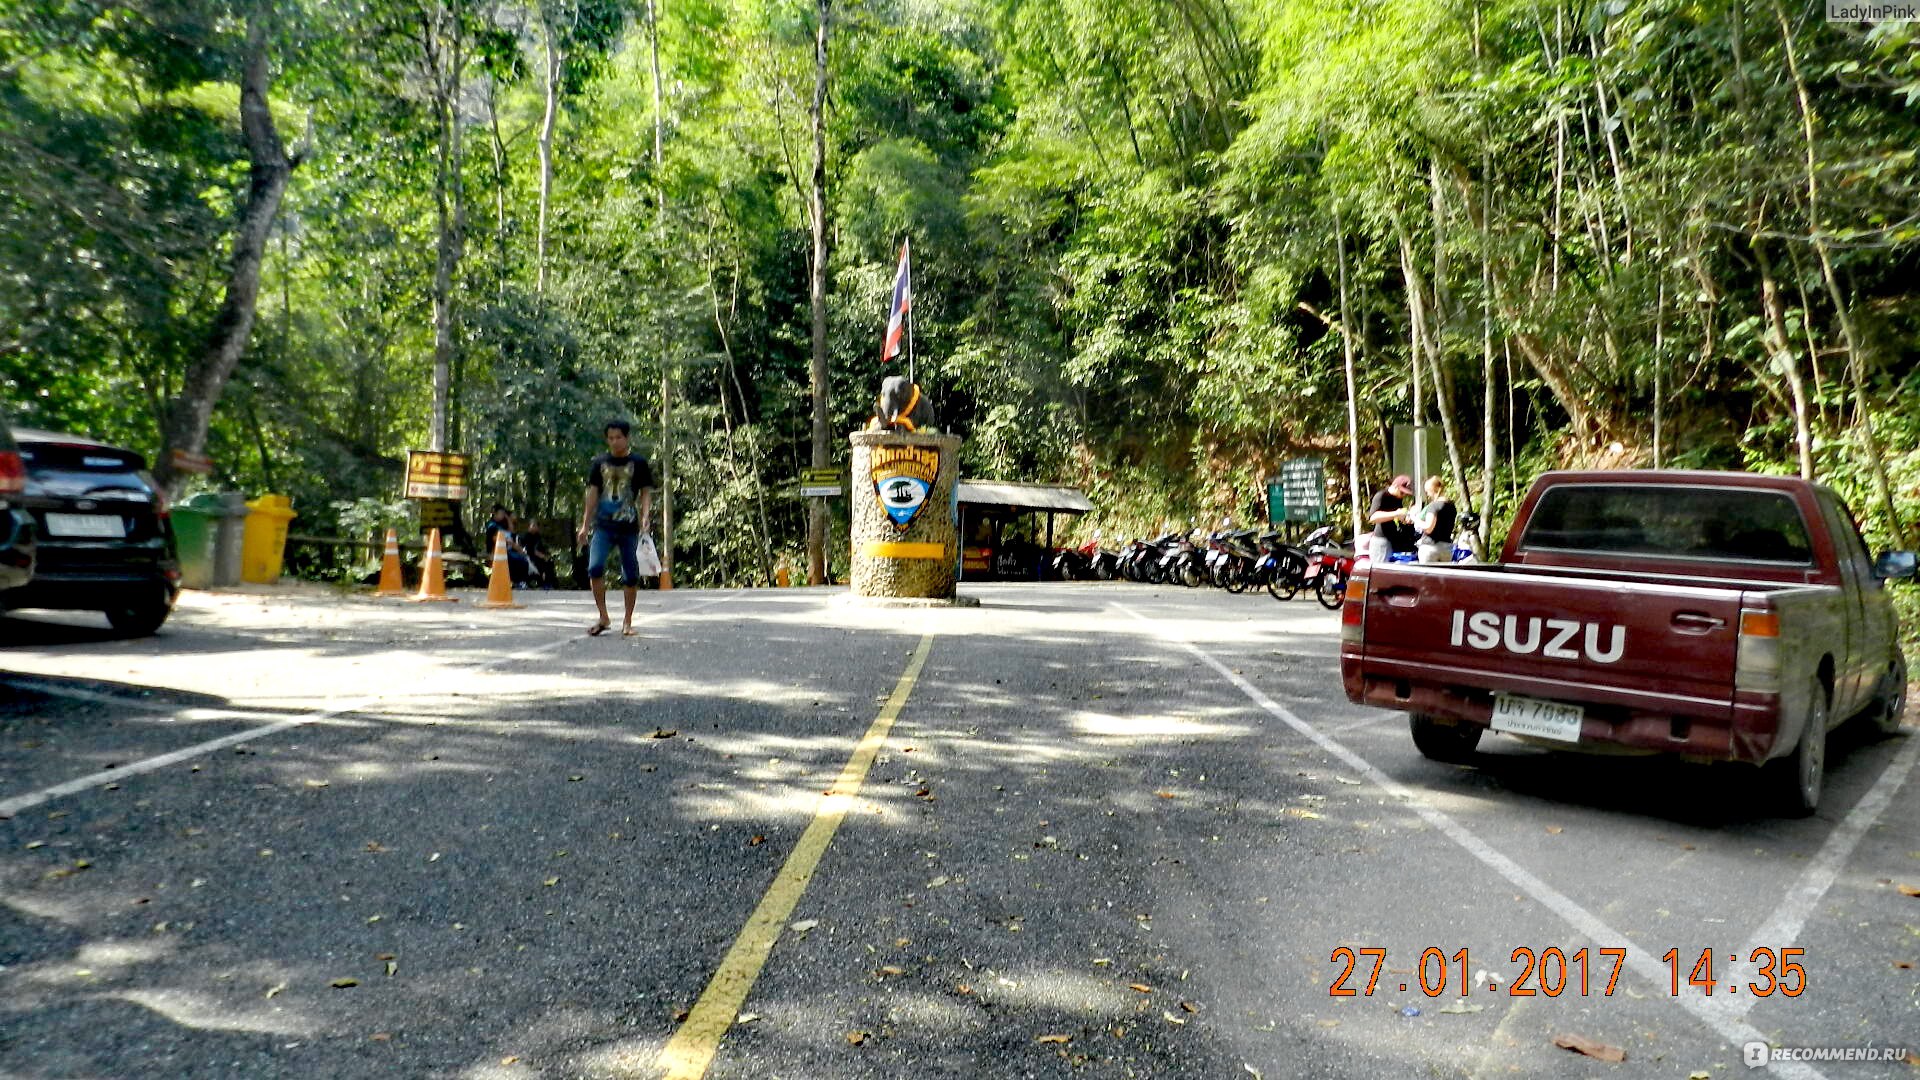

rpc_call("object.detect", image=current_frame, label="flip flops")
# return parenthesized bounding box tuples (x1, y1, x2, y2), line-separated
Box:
(588, 622, 611, 636)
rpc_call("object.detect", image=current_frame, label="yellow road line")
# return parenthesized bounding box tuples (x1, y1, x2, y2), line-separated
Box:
(655, 633, 936, 1080)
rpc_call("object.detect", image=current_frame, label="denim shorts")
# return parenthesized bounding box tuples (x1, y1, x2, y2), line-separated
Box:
(587, 529, 640, 583)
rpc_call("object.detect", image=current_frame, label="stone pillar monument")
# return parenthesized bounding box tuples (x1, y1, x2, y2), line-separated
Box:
(849, 431, 961, 600)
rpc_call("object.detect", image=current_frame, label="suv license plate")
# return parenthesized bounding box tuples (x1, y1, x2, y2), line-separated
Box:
(1490, 693, 1584, 743)
(45, 513, 126, 539)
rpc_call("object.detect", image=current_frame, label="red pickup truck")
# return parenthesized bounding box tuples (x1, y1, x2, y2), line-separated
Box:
(1340, 471, 1916, 815)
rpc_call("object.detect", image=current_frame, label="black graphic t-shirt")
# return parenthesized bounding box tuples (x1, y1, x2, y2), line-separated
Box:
(586, 453, 654, 534)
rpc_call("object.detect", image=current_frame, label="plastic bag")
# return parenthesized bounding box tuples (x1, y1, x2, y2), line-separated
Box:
(635, 532, 663, 577)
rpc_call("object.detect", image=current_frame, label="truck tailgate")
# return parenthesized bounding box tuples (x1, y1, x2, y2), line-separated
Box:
(1358, 565, 1743, 719)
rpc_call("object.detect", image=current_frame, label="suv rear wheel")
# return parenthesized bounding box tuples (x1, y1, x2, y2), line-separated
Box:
(106, 589, 172, 637)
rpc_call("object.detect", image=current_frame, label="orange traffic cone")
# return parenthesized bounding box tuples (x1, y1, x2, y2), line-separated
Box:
(375, 528, 407, 596)
(411, 528, 456, 603)
(479, 530, 522, 609)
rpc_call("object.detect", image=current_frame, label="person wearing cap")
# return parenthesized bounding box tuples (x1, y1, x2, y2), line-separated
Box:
(1367, 474, 1418, 564)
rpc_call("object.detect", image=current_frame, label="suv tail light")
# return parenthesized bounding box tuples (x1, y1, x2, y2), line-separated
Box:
(1735, 606, 1780, 693)
(0, 450, 23, 496)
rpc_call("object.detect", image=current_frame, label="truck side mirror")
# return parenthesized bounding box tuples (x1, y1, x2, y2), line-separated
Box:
(1872, 551, 1917, 581)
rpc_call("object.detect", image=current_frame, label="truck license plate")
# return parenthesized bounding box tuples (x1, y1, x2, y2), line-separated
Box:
(1490, 693, 1584, 743)
(44, 513, 126, 539)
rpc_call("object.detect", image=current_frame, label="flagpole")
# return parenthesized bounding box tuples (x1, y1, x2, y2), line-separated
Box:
(907, 292, 915, 387)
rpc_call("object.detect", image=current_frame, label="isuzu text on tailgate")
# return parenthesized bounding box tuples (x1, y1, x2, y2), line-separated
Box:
(1339, 471, 1915, 815)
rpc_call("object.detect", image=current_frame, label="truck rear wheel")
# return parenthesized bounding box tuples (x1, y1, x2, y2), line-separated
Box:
(1769, 680, 1827, 817)
(1410, 715, 1481, 764)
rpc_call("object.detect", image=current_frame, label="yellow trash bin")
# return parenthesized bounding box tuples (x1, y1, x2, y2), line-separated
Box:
(241, 494, 298, 583)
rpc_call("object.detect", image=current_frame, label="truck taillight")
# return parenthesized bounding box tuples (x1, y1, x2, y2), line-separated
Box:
(0, 451, 23, 496)
(1736, 606, 1780, 693)
(1341, 573, 1367, 644)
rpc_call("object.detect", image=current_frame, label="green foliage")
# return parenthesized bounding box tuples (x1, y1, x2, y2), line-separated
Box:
(5, 0, 1918, 586)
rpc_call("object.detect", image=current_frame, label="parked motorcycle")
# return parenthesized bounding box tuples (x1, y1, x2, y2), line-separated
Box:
(1205, 528, 1261, 592)
(1299, 528, 1354, 610)
(1254, 531, 1310, 601)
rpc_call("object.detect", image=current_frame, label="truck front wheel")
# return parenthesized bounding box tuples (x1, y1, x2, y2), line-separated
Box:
(1769, 680, 1828, 817)
(1867, 651, 1908, 736)
(1410, 715, 1481, 764)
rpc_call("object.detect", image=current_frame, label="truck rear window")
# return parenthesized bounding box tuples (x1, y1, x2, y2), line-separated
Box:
(1521, 485, 1814, 564)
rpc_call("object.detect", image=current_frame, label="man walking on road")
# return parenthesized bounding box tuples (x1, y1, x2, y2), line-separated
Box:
(579, 419, 654, 636)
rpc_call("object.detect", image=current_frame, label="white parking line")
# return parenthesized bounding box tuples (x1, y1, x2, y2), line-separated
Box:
(1116, 603, 1829, 1080)
(1730, 727, 1920, 1019)
(0, 592, 744, 820)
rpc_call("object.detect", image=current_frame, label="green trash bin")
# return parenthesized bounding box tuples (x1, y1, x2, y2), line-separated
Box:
(173, 494, 223, 590)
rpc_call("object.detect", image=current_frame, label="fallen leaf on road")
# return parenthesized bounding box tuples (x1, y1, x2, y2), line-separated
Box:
(1553, 1033, 1626, 1062)
(1438, 999, 1485, 1014)
(846, 1031, 868, 1046)
(1153, 791, 1179, 799)
(927, 875, 949, 888)
(370, 1032, 392, 1042)
(1898, 884, 1920, 898)
(385, 960, 398, 977)
(1180, 1001, 1199, 1013)
(1129, 983, 1153, 993)
(1283, 808, 1323, 820)
(305, 780, 329, 788)
(1244, 1067, 1264, 1080)
(266, 982, 286, 999)
(652, 728, 677, 739)
(748, 835, 766, 847)
(955, 983, 974, 996)
(1316, 1019, 1339, 1029)
(331, 978, 359, 989)
(501, 1057, 518, 1065)
(737, 1012, 760, 1025)
(876, 966, 905, 977)
(1162, 1011, 1187, 1026)
(914, 788, 934, 800)
(1689, 1072, 1711, 1079)
(1037, 1034, 1071, 1044)
(790, 920, 819, 934)
(1895, 961, 1913, 970)
(568, 775, 584, 782)
(543, 877, 560, 887)
(1334, 777, 1361, 786)
(673, 1007, 691, 1022)
(1545, 826, 1564, 835)
(364, 842, 390, 853)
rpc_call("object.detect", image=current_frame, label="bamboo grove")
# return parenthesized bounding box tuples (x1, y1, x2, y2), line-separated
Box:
(2, 0, 1916, 586)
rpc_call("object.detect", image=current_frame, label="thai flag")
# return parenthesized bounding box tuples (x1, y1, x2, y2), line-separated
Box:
(882, 239, 911, 363)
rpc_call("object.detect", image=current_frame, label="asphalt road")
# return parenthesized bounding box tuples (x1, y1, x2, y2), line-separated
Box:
(1, 583, 1915, 1079)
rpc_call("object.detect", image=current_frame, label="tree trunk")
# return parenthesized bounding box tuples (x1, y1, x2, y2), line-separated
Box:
(647, 0, 675, 584)
(536, 23, 561, 295)
(427, 2, 466, 453)
(1751, 234, 1815, 479)
(157, 13, 295, 493)
(1333, 203, 1363, 542)
(805, 0, 830, 585)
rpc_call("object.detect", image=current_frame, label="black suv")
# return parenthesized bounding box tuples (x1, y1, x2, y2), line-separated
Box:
(0, 409, 34, 592)
(1, 428, 179, 635)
